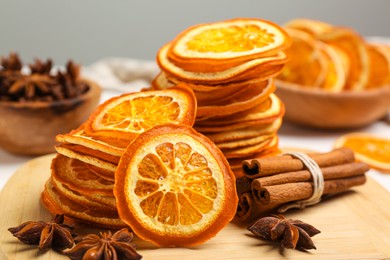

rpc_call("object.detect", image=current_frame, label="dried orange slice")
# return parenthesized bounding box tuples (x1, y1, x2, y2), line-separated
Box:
(196, 79, 275, 118)
(196, 93, 283, 126)
(168, 18, 291, 72)
(56, 145, 117, 172)
(84, 85, 196, 140)
(318, 27, 369, 91)
(152, 72, 264, 106)
(58, 143, 121, 165)
(51, 154, 114, 196)
(334, 133, 390, 172)
(41, 178, 125, 228)
(277, 28, 328, 87)
(366, 42, 390, 88)
(56, 127, 126, 157)
(51, 177, 116, 211)
(114, 124, 237, 247)
(317, 42, 349, 92)
(284, 18, 333, 36)
(222, 135, 277, 159)
(158, 43, 287, 85)
(206, 118, 282, 144)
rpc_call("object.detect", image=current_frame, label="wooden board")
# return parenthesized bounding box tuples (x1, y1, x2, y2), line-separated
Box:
(0, 154, 390, 260)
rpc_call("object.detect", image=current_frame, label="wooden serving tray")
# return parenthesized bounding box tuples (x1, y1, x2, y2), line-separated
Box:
(0, 154, 389, 259)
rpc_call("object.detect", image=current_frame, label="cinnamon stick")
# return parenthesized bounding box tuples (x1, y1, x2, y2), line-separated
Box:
(236, 192, 278, 222)
(236, 176, 252, 196)
(251, 162, 369, 190)
(242, 147, 355, 179)
(257, 175, 367, 205)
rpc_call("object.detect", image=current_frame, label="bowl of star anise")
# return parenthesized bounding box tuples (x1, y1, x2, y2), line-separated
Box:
(0, 53, 102, 156)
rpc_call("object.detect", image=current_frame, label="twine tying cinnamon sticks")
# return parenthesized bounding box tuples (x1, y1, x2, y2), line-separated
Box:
(236, 147, 369, 221)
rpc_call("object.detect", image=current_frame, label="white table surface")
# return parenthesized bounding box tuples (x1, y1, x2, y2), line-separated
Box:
(1, 89, 390, 193)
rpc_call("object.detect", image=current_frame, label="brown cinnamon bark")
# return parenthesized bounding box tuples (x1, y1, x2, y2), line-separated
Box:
(251, 162, 369, 190)
(236, 193, 278, 222)
(236, 176, 252, 196)
(257, 175, 367, 205)
(242, 147, 355, 179)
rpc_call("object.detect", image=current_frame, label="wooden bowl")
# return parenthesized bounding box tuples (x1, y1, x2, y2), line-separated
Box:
(0, 80, 101, 156)
(275, 80, 390, 129)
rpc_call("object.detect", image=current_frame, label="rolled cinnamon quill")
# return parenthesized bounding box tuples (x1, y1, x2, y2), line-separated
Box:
(251, 162, 369, 190)
(257, 175, 367, 205)
(237, 192, 278, 222)
(242, 147, 355, 179)
(235, 147, 370, 221)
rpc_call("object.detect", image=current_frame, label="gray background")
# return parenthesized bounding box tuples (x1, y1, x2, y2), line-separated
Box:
(1, 0, 390, 66)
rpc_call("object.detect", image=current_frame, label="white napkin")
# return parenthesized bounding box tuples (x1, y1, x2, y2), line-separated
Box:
(81, 58, 160, 93)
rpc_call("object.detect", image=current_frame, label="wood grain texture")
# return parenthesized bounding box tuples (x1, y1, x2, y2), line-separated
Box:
(275, 80, 390, 129)
(0, 154, 389, 260)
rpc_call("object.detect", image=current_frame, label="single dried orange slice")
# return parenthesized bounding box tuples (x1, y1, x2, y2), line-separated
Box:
(168, 18, 291, 72)
(277, 28, 327, 87)
(335, 133, 390, 172)
(114, 124, 237, 247)
(366, 42, 390, 88)
(84, 85, 196, 140)
(284, 18, 333, 36)
(318, 27, 369, 91)
(317, 42, 349, 92)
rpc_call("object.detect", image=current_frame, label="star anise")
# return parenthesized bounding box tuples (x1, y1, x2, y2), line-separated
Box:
(8, 214, 75, 252)
(64, 228, 142, 260)
(1, 52, 22, 71)
(0, 52, 23, 100)
(55, 60, 89, 99)
(8, 74, 56, 101)
(247, 214, 320, 251)
(0, 53, 90, 102)
(29, 58, 53, 74)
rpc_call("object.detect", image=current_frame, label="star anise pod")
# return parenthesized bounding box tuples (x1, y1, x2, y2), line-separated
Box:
(247, 214, 321, 251)
(64, 228, 142, 260)
(8, 214, 75, 252)
(8, 74, 56, 101)
(0, 53, 23, 99)
(29, 58, 53, 75)
(1, 52, 22, 71)
(55, 61, 89, 99)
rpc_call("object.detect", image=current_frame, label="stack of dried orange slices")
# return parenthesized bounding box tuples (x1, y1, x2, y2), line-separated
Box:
(277, 18, 390, 91)
(152, 18, 291, 176)
(41, 85, 238, 247)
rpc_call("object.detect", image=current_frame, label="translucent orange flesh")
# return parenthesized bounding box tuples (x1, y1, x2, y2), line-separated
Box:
(278, 39, 322, 86)
(186, 25, 276, 53)
(100, 96, 180, 132)
(343, 138, 390, 163)
(134, 142, 218, 226)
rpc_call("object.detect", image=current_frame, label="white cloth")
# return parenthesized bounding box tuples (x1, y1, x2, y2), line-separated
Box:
(81, 58, 160, 93)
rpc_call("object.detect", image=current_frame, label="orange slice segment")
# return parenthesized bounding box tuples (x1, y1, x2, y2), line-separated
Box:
(334, 133, 390, 172)
(114, 124, 237, 247)
(85, 85, 196, 140)
(168, 18, 291, 72)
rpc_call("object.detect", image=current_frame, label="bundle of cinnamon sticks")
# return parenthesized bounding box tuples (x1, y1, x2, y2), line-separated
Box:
(236, 147, 369, 221)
